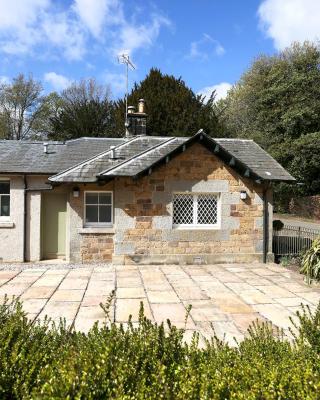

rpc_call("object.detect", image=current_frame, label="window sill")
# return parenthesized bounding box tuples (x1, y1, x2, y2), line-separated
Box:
(173, 225, 220, 230)
(78, 227, 115, 234)
(0, 221, 14, 228)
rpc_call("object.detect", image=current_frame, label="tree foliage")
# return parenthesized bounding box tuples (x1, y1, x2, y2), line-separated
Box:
(0, 74, 43, 140)
(113, 68, 221, 137)
(271, 132, 320, 196)
(47, 79, 114, 140)
(219, 41, 320, 146)
(219, 41, 320, 205)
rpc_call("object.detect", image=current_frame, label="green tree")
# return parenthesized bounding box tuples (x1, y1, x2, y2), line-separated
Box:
(113, 68, 221, 137)
(219, 41, 320, 147)
(271, 132, 320, 196)
(0, 74, 43, 140)
(219, 41, 320, 209)
(47, 78, 114, 140)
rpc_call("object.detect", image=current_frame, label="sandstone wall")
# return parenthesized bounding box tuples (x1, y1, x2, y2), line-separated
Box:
(111, 143, 273, 264)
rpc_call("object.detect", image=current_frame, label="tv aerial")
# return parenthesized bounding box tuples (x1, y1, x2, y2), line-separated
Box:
(118, 53, 136, 130)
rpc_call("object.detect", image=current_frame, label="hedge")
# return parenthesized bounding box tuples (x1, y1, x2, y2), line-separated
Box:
(1, 297, 320, 399)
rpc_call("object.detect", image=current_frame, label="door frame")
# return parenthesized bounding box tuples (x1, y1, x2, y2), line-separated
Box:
(41, 192, 67, 260)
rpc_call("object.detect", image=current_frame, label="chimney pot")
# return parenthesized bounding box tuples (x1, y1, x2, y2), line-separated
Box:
(127, 106, 135, 114)
(138, 99, 146, 113)
(110, 145, 116, 159)
(43, 142, 48, 154)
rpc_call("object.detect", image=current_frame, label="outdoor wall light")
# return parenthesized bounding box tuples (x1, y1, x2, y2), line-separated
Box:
(73, 187, 80, 198)
(240, 190, 247, 200)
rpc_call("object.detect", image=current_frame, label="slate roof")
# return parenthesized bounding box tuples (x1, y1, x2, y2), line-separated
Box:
(0, 132, 295, 183)
(49, 136, 173, 183)
(0, 137, 125, 174)
(101, 137, 187, 178)
(214, 138, 294, 182)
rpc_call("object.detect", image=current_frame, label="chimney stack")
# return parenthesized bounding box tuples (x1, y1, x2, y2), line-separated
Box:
(125, 99, 147, 137)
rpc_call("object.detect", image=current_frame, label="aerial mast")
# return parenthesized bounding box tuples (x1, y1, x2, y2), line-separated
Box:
(118, 53, 135, 135)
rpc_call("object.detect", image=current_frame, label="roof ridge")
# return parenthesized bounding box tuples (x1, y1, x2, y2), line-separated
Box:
(99, 136, 177, 176)
(215, 138, 254, 142)
(49, 136, 139, 182)
(0, 140, 65, 145)
(66, 137, 124, 143)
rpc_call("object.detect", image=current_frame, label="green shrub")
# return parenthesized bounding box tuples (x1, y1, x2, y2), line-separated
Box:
(1, 296, 320, 399)
(300, 236, 320, 282)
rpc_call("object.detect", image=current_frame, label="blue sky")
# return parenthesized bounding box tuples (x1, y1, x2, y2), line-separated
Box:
(0, 0, 319, 100)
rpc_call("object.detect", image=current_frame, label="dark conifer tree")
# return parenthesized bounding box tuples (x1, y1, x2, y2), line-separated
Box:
(113, 68, 221, 137)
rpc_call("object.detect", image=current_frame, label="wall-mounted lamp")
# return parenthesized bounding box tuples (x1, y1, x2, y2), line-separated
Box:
(73, 187, 80, 198)
(240, 190, 247, 200)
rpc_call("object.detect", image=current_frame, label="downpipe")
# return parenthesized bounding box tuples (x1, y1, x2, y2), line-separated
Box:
(262, 183, 271, 264)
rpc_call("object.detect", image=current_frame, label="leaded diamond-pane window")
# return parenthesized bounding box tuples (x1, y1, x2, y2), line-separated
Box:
(173, 193, 218, 227)
(197, 194, 217, 224)
(172, 194, 194, 225)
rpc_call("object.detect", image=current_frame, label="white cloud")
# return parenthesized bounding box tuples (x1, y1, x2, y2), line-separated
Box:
(0, 0, 170, 62)
(44, 72, 71, 91)
(41, 13, 86, 61)
(0, 0, 49, 30)
(74, 0, 123, 37)
(258, 0, 320, 49)
(198, 82, 232, 102)
(115, 14, 170, 57)
(0, 0, 86, 59)
(188, 34, 225, 60)
(0, 0, 50, 55)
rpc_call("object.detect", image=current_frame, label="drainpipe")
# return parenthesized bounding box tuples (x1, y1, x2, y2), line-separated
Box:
(23, 175, 27, 262)
(262, 183, 270, 264)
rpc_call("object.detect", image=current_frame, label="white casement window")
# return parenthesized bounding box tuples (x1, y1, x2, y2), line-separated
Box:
(172, 193, 220, 228)
(0, 181, 10, 220)
(84, 191, 113, 227)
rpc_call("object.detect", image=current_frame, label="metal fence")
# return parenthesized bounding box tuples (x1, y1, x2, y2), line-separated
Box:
(273, 224, 320, 258)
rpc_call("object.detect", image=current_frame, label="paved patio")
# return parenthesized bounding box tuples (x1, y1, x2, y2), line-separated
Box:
(0, 263, 319, 345)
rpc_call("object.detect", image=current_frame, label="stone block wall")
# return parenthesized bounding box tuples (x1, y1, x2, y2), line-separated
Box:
(112, 143, 272, 264)
(65, 142, 272, 264)
(80, 233, 114, 262)
(69, 181, 115, 263)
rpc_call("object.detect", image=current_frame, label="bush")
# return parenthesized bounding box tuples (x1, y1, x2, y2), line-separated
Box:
(1, 297, 320, 399)
(300, 236, 320, 282)
(273, 219, 284, 231)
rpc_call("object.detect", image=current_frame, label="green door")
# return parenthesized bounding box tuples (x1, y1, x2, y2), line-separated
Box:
(41, 193, 67, 259)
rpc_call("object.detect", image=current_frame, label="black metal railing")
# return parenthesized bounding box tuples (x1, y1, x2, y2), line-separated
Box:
(273, 224, 320, 258)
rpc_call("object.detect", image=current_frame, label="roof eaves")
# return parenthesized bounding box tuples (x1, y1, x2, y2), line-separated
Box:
(130, 131, 265, 182)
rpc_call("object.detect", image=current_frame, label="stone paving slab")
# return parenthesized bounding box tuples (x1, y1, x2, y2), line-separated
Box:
(0, 262, 319, 345)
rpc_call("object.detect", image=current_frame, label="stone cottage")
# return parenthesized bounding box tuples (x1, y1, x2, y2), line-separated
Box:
(0, 100, 295, 264)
